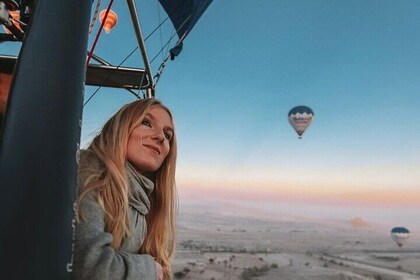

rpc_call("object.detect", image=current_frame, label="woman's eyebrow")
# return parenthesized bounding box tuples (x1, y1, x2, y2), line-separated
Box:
(146, 113, 173, 131)
(144, 113, 154, 119)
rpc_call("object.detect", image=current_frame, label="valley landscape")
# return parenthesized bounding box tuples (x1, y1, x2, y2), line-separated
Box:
(172, 200, 420, 280)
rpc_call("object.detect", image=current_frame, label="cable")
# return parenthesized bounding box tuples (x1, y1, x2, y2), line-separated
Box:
(157, 1, 164, 62)
(86, 0, 114, 66)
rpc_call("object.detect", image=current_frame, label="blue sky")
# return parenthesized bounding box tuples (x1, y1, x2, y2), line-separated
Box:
(145, 1, 420, 193)
(1, 1, 420, 225)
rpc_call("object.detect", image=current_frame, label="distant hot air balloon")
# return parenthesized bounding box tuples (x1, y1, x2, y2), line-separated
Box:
(391, 227, 410, 247)
(99, 9, 118, 33)
(288, 106, 314, 139)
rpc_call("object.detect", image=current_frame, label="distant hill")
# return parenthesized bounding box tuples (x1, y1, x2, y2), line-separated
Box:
(351, 217, 369, 228)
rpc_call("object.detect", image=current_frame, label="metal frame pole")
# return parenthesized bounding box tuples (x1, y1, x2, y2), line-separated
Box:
(126, 0, 155, 98)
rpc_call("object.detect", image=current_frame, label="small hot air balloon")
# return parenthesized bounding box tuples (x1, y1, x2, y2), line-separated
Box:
(288, 106, 314, 139)
(99, 9, 118, 34)
(391, 227, 410, 247)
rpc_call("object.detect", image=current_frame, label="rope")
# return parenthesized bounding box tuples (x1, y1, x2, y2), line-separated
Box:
(150, 29, 179, 64)
(86, 0, 114, 66)
(88, 0, 102, 35)
(157, 1, 164, 62)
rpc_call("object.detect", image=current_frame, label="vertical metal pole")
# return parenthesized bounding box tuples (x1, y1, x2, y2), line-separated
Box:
(126, 0, 155, 97)
(0, 0, 92, 279)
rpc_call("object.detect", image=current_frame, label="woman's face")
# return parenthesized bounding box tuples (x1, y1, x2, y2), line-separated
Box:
(127, 105, 174, 173)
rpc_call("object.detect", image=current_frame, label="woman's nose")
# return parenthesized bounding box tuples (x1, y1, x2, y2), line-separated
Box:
(152, 129, 165, 142)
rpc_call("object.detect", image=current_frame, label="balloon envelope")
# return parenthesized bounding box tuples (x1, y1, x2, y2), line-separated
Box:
(288, 106, 314, 138)
(391, 227, 410, 247)
(99, 9, 118, 33)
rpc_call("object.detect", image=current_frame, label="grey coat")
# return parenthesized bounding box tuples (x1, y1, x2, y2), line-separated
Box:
(72, 150, 157, 280)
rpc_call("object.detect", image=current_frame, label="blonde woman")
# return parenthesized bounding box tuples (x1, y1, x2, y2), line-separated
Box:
(73, 98, 177, 280)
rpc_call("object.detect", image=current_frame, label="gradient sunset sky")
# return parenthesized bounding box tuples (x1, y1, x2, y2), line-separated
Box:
(2, 1, 419, 224)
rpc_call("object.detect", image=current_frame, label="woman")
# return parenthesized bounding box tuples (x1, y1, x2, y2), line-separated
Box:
(73, 98, 177, 280)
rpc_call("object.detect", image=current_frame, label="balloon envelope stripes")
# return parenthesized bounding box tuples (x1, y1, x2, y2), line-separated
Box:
(391, 227, 410, 247)
(288, 105, 314, 139)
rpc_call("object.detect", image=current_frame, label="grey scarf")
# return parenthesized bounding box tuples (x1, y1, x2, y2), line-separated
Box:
(125, 162, 155, 215)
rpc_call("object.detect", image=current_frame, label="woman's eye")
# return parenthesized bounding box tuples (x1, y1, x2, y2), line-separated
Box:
(164, 132, 172, 141)
(141, 120, 151, 127)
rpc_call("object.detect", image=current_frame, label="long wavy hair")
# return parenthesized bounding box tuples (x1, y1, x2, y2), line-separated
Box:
(76, 98, 177, 279)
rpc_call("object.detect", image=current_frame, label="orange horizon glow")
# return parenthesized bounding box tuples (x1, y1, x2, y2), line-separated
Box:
(177, 182, 420, 208)
(176, 162, 420, 208)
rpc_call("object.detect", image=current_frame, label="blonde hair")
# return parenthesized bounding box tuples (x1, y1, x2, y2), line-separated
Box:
(76, 98, 177, 279)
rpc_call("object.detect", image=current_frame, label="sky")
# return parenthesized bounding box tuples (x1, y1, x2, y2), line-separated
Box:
(1, 1, 420, 228)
